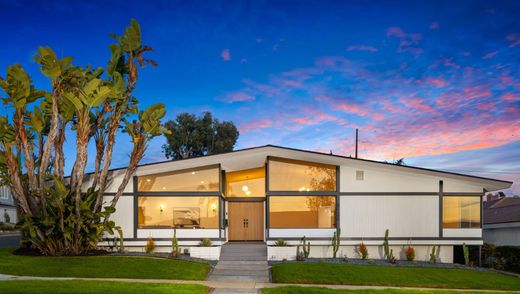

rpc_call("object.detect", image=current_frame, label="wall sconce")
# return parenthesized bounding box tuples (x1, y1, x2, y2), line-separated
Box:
(210, 203, 217, 213)
(159, 204, 164, 213)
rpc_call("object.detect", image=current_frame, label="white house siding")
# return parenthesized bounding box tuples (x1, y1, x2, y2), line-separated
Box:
(340, 195, 439, 238)
(103, 196, 134, 238)
(82, 170, 134, 194)
(340, 165, 484, 193)
(483, 223, 520, 246)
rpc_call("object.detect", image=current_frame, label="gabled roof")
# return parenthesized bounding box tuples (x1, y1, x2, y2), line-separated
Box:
(484, 197, 520, 224)
(105, 144, 512, 191)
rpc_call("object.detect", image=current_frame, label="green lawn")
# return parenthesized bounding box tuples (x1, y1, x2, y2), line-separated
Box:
(265, 286, 520, 294)
(0, 280, 207, 294)
(271, 263, 520, 291)
(0, 248, 211, 280)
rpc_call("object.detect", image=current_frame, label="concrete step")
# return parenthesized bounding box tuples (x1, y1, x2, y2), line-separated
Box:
(216, 261, 268, 266)
(210, 289, 258, 294)
(220, 256, 266, 261)
(215, 264, 268, 271)
(208, 275, 269, 283)
(211, 268, 268, 276)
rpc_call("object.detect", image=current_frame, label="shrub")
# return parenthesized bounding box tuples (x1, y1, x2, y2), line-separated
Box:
(495, 246, 520, 273)
(332, 228, 341, 258)
(357, 242, 368, 259)
(115, 227, 125, 253)
(171, 228, 180, 257)
(274, 239, 288, 246)
(404, 245, 415, 261)
(200, 238, 212, 247)
(296, 245, 305, 261)
(144, 237, 155, 254)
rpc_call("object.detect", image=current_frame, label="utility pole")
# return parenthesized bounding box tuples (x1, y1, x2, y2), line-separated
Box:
(355, 128, 358, 159)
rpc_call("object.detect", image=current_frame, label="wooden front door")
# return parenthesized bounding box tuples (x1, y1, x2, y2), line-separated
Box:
(228, 202, 264, 241)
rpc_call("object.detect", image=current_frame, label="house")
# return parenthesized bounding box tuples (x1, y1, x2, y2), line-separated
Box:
(95, 145, 512, 262)
(483, 196, 520, 246)
(0, 185, 17, 225)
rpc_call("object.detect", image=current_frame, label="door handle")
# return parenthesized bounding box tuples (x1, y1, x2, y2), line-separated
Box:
(243, 218, 249, 228)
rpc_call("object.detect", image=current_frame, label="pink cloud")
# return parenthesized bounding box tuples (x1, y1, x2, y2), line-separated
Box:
(506, 33, 520, 48)
(401, 98, 436, 114)
(224, 91, 254, 103)
(347, 45, 378, 52)
(430, 22, 440, 30)
(220, 49, 231, 61)
(386, 26, 423, 55)
(239, 118, 273, 134)
(482, 51, 498, 59)
(426, 77, 447, 88)
(502, 92, 520, 101)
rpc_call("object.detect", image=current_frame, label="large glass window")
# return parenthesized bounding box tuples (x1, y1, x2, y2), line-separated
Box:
(226, 167, 265, 197)
(138, 197, 219, 229)
(268, 158, 336, 191)
(138, 166, 219, 192)
(443, 196, 481, 228)
(269, 196, 336, 228)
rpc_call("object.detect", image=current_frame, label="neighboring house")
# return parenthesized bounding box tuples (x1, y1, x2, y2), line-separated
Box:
(483, 197, 520, 246)
(0, 185, 17, 224)
(94, 145, 512, 262)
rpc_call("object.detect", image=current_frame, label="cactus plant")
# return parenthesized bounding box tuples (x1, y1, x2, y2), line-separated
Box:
(383, 229, 390, 259)
(332, 228, 341, 258)
(171, 228, 180, 257)
(463, 243, 469, 266)
(429, 246, 437, 263)
(301, 236, 310, 258)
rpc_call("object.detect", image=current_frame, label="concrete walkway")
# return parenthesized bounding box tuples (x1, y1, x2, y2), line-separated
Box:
(1, 273, 519, 293)
(208, 242, 269, 293)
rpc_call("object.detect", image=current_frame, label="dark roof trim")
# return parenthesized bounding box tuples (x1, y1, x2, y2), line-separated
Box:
(88, 144, 513, 185)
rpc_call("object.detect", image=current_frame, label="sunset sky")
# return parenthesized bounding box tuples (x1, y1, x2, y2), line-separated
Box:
(1, 0, 519, 194)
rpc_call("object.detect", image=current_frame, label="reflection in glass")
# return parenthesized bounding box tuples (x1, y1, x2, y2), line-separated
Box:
(443, 196, 481, 228)
(226, 167, 265, 197)
(269, 196, 336, 228)
(138, 196, 219, 229)
(269, 158, 336, 191)
(138, 166, 219, 192)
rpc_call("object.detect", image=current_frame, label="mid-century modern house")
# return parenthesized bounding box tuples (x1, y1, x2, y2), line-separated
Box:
(96, 145, 512, 262)
(483, 196, 520, 246)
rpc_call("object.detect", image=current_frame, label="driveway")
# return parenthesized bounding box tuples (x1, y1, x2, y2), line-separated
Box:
(0, 233, 20, 248)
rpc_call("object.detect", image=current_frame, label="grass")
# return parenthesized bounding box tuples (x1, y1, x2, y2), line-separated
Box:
(0, 280, 208, 294)
(271, 263, 520, 291)
(265, 286, 520, 294)
(0, 248, 211, 280)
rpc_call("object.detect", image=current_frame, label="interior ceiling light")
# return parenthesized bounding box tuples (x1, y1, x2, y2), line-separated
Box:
(242, 185, 249, 192)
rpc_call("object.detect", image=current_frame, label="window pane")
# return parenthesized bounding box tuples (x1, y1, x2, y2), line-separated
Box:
(226, 167, 265, 197)
(269, 196, 336, 228)
(443, 196, 481, 228)
(269, 158, 336, 191)
(138, 197, 219, 229)
(138, 166, 220, 192)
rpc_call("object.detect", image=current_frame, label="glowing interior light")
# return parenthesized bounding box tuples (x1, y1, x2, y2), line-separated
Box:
(191, 171, 195, 175)
(146, 179, 151, 182)
(159, 204, 164, 212)
(242, 185, 249, 192)
(210, 203, 217, 211)
(245, 191, 252, 196)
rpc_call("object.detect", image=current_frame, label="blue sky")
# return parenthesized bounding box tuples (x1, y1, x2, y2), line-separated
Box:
(1, 0, 519, 194)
